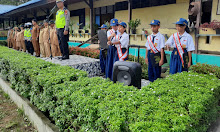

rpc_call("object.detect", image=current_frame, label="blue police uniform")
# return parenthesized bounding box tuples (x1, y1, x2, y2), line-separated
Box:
(105, 19, 120, 79)
(99, 24, 108, 73)
(166, 18, 195, 74)
(145, 20, 165, 82)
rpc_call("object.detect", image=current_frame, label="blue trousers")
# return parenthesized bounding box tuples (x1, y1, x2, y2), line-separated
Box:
(148, 51, 161, 82)
(170, 48, 188, 74)
(99, 49, 106, 73)
(105, 45, 116, 79)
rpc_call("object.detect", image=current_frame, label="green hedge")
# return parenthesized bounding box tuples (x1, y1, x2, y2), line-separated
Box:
(0, 40, 7, 46)
(0, 46, 219, 132)
(190, 63, 220, 79)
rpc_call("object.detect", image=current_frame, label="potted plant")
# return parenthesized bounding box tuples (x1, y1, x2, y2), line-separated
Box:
(77, 23, 83, 33)
(104, 21, 111, 29)
(142, 28, 145, 35)
(128, 19, 141, 34)
(69, 20, 75, 37)
(83, 24, 90, 33)
(200, 20, 220, 34)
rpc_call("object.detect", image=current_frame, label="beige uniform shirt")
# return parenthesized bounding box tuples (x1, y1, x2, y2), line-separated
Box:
(43, 26, 49, 43)
(39, 29, 44, 44)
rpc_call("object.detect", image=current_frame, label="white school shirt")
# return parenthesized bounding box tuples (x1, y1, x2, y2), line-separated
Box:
(117, 32, 129, 49)
(107, 29, 120, 42)
(145, 32, 165, 52)
(165, 31, 195, 52)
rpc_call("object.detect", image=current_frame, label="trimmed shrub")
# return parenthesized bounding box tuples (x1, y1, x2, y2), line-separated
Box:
(190, 63, 220, 79)
(0, 40, 7, 46)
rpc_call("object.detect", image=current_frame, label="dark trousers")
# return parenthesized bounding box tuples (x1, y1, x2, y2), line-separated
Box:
(57, 28, 69, 57)
(148, 51, 161, 82)
(25, 40, 34, 55)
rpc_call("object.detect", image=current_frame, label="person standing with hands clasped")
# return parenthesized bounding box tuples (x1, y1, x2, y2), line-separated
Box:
(105, 18, 120, 79)
(165, 18, 195, 74)
(107, 22, 129, 80)
(56, 0, 70, 60)
(145, 20, 165, 82)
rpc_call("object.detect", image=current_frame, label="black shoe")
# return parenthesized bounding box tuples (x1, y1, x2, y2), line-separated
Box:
(62, 56, 69, 60)
(58, 57, 63, 60)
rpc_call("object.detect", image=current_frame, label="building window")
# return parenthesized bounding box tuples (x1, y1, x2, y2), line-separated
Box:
(70, 9, 85, 29)
(116, 0, 176, 11)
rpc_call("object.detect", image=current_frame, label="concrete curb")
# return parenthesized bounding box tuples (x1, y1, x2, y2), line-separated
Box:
(0, 77, 59, 132)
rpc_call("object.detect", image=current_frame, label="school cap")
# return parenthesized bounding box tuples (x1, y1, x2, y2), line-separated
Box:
(99, 24, 108, 29)
(49, 20, 55, 24)
(44, 19, 49, 23)
(56, 0, 64, 3)
(110, 18, 118, 26)
(150, 20, 160, 25)
(26, 22, 32, 26)
(119, 22, 127, 28)
(175, 18, 188, 26)
(38, 22, 43, 26)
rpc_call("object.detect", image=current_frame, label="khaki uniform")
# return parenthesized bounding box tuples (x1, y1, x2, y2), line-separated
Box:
(16, 31, 21, 50)
(9, 30, 13, 48)
(39, 28, 46, 57)
(32, 25, 40, 56)
(20, 30, 26, 52)
(50, 27, 61, 56)
(13, 31, 17, 49)
(7, 30, 11, 48)
(43, 26, 51, 57)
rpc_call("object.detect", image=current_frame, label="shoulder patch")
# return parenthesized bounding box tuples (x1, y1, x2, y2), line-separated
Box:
(65, 10, 68, 15)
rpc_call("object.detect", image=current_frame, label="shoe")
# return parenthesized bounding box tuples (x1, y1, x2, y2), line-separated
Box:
(62, 56, 69, 60)
(58, 57, 63, 60)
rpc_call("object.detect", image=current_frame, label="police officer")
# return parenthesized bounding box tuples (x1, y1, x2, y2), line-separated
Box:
(24, 22, 34, 55)
(56, 0, 70, 60)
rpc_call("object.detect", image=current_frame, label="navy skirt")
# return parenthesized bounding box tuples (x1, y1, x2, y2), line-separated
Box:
(170, 48, 189, 74)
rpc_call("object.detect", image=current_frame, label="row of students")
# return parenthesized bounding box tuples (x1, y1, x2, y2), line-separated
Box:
(146, 18, 195, 82)
(7, 19, 61, 58)
(101, 18, 195, 82)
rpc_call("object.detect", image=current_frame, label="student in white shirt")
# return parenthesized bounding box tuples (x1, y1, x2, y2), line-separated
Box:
(165, 18, 195, 74)
(105, 18, 120, 80)
(145, 20, 165, 82)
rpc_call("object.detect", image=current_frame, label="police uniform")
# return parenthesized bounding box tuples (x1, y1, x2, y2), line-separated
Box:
(56, 0, 70, 60)
(50, 20, 62, 57)
(165, 18, 195, 74)
(105, 18, 120, 79)
(146, 20, 165, 82)
(99, 24, 108, 73)
(24, 23, 34, 55)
